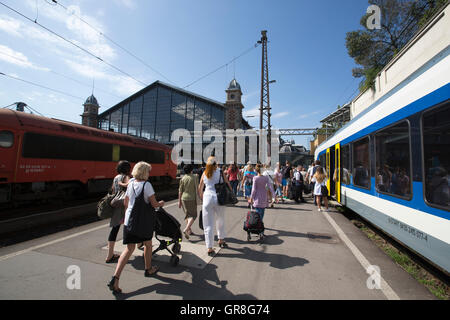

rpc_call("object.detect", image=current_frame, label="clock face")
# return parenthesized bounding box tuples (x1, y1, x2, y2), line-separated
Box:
(230, 94, 235, 99)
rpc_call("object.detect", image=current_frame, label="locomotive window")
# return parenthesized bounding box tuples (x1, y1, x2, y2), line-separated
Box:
(375, 121, 412, 199)
(422, 102, 450, 211)
(0, 131, 14, 148)
(341, 144, 351, 185)
(23, 132, 112, 161)
(352, 137, 370, 189)
(120, 146, 165, 164)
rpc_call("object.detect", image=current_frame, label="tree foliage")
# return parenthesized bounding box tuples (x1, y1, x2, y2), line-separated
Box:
(346, 0, 447, 93)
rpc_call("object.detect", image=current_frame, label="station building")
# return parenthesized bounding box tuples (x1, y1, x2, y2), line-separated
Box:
(84, 79, 251, 146)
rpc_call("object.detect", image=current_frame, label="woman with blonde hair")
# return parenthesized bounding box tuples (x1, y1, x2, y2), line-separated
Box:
(198, 156, 232, 256)
(311, 166, 329, 212)
(107, 161, 165, 295)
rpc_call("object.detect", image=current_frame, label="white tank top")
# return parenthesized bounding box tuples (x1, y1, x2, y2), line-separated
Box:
(203, 168, 221, 194)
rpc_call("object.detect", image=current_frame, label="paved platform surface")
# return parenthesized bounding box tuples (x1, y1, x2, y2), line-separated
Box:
(0, 195, 436, 300)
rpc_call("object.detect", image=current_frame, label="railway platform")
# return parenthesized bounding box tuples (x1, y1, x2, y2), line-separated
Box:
(0, 196, 436, 300)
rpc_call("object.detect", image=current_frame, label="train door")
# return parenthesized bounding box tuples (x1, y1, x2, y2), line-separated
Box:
(0, 130, 17, 183)
(326, 147, 336, 198)
(335, 143, 341, 203)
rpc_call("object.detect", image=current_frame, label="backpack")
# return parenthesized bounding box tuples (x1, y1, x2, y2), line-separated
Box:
(243, 209, 264, 232)
(97, 193, 115, 219)
(245, 172, 254, 186)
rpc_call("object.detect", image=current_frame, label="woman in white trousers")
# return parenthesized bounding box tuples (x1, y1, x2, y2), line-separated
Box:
(198, 156, 232, 256)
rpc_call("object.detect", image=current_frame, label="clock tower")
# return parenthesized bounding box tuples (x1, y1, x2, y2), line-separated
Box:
(225, 78, 244, 130)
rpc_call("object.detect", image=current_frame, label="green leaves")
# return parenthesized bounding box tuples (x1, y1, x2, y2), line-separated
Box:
(345, 0, 447, 94)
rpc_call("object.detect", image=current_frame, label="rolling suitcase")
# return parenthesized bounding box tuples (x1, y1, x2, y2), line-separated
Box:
(243, 207, 265, 241)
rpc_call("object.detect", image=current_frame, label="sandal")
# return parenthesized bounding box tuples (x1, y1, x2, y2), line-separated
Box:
(218, 241, 228, 248)
(183, 230, 189, 240)
(107, 276, 122, 294)
(144, 265, 160, 277)
(207, 250, 216, 257)
(105, 254, 120, 264)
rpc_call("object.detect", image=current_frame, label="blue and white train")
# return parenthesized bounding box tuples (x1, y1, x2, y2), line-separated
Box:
(315, 20, 449, 273)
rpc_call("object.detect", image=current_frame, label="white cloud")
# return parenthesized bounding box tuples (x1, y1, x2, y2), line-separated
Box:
(243, 106, 260, 117)
(272, 111, 289, 119)
(0, 45, 50, 71)
(0, 15, 23, 37)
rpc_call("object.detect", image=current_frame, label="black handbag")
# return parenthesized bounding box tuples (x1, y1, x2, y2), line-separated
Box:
(126, 182, 155, 239)
(199, 210, 204, 230)
(321, 185, 328, 197)
(215, 170, 238, 206)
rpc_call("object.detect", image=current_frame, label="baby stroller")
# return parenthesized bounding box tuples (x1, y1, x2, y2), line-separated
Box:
(152, 207, 183, 266)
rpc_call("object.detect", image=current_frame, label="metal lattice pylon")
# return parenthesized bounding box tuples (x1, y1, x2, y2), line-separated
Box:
(259, 30, 271, 159)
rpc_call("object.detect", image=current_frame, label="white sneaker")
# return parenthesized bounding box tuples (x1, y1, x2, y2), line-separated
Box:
(318, 208, 322, 212)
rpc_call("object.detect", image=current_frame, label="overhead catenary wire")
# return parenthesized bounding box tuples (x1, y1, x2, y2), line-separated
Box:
(0, 71, 86, 101)
(47, 0, 174, 85)
(0, 1, 148, 88)
(0, 51, 123, 100)
(183, 43, 260, 89)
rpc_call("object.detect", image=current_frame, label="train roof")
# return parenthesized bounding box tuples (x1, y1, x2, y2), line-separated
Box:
(0, 109, 171, 151)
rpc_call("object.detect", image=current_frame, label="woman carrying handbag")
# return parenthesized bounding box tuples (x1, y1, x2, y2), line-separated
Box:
(105, 160, 131, 264)
(197, 156, 233, 256)
(311, 167, 329, 212)
(108, 162, 165, 295)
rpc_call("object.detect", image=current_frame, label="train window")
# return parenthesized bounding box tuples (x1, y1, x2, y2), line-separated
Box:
(375, 121, 412, 199)
(341, 144, 351, 185)
(422, 103, 450, 211)
(352, 137, 370, 189)
(319, 153, 326, 172)
(0, 131, 13, 148)
(120, 146, 165, 164)
(23, 132, 112, 161)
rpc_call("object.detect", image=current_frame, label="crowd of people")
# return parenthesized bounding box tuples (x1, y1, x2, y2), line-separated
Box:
(105, 158, 330, 295)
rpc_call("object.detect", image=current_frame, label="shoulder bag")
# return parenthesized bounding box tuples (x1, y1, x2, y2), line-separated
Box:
(126, 182, 156, 238)
(97, 192, 115, 219)
(215, 170, 238, 206)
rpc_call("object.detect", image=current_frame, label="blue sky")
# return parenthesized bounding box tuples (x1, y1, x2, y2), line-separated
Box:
(0, 0, 369, 147)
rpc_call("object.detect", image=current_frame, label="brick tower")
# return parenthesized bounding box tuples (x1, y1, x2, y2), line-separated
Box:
(81, 94, 99, 128)
(225, 78, 244, 130)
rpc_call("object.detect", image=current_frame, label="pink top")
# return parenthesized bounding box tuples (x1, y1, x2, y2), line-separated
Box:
(227, 168, 239, 181)
(274, 171, 282, 184)
(251, 175, 275, 208)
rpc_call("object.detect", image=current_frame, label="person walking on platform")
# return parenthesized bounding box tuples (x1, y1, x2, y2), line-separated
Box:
(263, 163, 276, 207)
(282, 161, 293, 200)
(198, 156, 232, 256)
(106, 160, 131, 264)
(307, 160, 321, 203)
(292, 165, 306, 203)
(241, 164, 257, 208)
(178, 164, 198, 240)
(312, 166, 329, 212)
(250, 164, 274, 238)
(226, 162, 240, 196)
(108, 162, 165, 295)
(274, 162, 283, 203)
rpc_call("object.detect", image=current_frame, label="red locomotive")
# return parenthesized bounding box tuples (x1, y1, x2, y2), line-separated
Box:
(0, 109, 177, 205)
